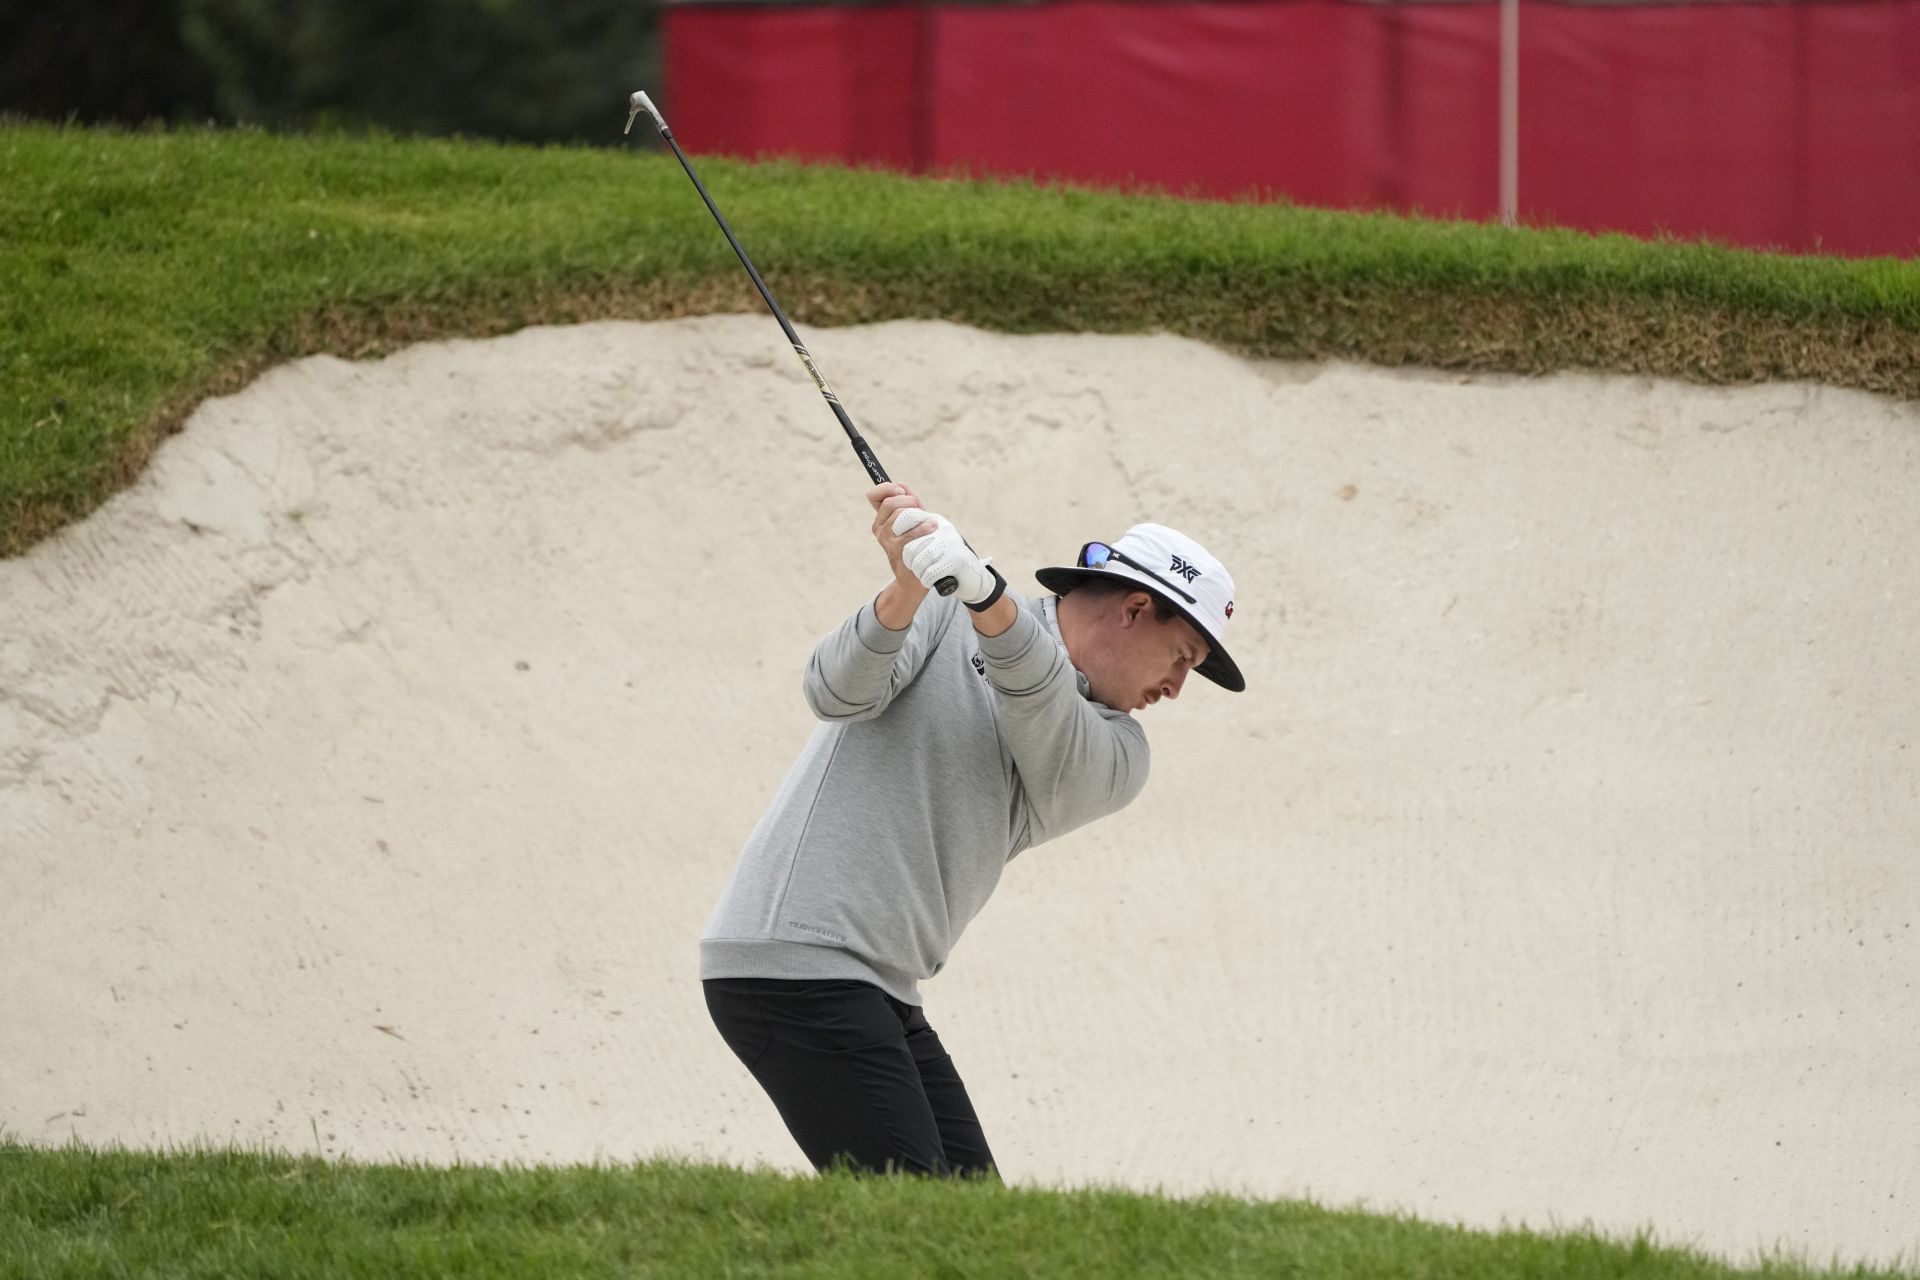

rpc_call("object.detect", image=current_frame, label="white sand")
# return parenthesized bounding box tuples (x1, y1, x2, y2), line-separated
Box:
(3, 316, 1917, 1268)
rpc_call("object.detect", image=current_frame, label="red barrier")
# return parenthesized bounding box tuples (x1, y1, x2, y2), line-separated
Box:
(664, 1, 1920, 258)
(664, 8, 922, 169)
(927, 3, 1506, 217)
(1523, 3, 1920, 255)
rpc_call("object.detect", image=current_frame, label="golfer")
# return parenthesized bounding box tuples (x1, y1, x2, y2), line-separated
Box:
(701, 480, 1244, 1180)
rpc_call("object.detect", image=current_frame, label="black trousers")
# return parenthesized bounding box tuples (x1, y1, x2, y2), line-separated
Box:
(703, 976, 1000, 1180)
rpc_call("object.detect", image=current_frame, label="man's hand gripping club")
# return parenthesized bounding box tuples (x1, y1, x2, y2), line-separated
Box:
(868, 483, 1009, 630)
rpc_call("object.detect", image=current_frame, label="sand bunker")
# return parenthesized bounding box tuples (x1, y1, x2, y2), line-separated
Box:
(3, 316, 1916, 1268)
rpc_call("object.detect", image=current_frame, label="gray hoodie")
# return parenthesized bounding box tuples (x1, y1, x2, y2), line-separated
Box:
(698, 589, 1150, 1005)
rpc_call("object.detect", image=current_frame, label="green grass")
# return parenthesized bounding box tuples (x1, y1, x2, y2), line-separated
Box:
(3, 117, 1918, 556)
(2, 1139, 1911, 1279)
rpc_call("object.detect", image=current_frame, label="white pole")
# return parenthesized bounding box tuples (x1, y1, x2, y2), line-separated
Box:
(1500, 0, 1519, 227)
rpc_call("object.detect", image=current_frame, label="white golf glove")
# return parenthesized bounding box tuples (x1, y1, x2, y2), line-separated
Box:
(891, 507, 1003, 607)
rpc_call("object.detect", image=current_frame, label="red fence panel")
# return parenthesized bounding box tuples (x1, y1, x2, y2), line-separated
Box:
(666, 7, 924, 169)
(929, 3, 1506, 218)
(663, 1, 1920, 258)
(938, 4, 1376, 207)
(1524, 2, 1920, 255)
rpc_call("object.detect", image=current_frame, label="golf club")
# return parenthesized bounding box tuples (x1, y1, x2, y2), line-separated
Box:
(624, 90, 959, 598)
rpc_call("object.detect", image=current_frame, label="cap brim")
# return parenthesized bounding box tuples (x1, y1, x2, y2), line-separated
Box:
(1035, 566, 1246, 694)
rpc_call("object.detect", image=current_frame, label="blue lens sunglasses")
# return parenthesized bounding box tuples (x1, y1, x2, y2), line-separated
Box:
(1078, 541, 1198, 605)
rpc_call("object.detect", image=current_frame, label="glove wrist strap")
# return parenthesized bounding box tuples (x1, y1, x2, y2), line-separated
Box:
(965, 564, 1008, 613)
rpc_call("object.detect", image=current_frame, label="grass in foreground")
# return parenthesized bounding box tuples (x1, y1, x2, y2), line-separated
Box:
(1, 1140, 1911, 1280)
(3, 119, 1918, 556)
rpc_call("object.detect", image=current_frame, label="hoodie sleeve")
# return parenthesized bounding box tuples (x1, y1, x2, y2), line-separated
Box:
(974, 603, 1150, 844)
(804, 590, 957, 723)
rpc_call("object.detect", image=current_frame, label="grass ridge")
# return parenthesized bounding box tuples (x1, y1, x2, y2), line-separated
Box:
(4, 1137, 1912, 1279)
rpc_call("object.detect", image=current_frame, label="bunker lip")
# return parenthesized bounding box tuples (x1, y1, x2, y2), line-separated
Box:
(1, 316, 1916, 1272)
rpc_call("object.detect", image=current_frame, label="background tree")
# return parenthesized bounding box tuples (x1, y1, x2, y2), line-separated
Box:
(2, 0, 662, 143)
(0, 0, 222, 125)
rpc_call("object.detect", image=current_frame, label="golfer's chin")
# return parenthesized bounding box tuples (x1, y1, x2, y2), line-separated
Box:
(1094, 682, 1149, 713)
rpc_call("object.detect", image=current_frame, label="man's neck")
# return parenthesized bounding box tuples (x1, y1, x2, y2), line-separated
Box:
(1052, 592, 1087, 667)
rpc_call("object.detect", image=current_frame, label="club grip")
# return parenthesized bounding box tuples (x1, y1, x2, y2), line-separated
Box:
(935, 577, 958, 596)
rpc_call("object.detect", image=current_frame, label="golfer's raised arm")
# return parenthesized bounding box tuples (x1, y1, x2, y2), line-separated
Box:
(802, 482, 953, 722)
(974, 606, 1151, 843)
(803, 592, 950, 723)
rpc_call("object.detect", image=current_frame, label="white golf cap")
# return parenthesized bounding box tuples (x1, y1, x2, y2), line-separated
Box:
(1034, 522, 1244, 693)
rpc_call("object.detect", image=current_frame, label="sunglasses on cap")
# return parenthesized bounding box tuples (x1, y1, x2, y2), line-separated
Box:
(1077, 541, 1198, 605)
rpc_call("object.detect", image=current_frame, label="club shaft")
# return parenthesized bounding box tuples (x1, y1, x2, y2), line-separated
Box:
(635, 96, 958, 597)
(656, 127, 890, 486)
